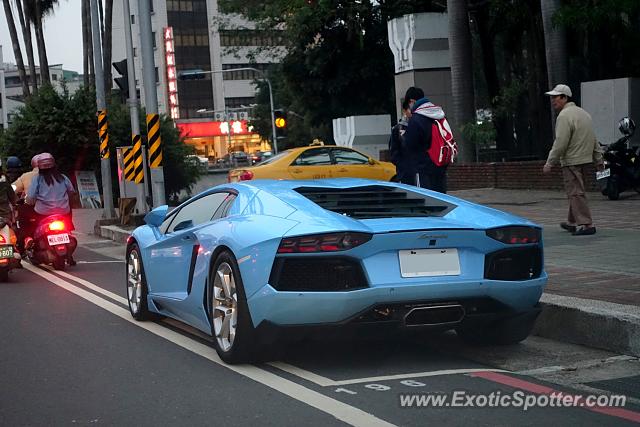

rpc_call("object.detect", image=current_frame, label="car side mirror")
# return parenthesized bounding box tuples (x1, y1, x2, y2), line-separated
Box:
(173, 219, 194, 232)
(144, 205, 168, 227)
(368, 158, 376, 165)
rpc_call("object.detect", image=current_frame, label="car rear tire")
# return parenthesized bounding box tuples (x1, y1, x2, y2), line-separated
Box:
(456, 313, 537, 346)
(209, 250, 256, 364)
(126, 244, 154, 321)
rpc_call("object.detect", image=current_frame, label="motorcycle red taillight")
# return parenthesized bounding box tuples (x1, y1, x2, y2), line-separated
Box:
(486, 226, 540, 244)
(277, 232, 372, 253)
(48, 221, 66, 232)
(0, 235, 5, 244)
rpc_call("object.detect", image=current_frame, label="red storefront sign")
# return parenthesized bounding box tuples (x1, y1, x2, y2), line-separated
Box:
(177, 120, 252, 138)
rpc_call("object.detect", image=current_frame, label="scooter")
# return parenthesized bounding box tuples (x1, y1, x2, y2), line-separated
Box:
(25, 214, 77, 271)
(598, 117, 640, 200)
(0, 217, 21, 281)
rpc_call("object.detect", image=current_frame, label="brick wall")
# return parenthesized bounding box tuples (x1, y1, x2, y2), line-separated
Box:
(447, 161, 599, 191)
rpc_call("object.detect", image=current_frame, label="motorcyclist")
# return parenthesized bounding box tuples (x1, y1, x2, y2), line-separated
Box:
(13, 154, 40, 198)
(6, 157, 23, 184)
(0, 159, 18, 224)
(25, 153, 77, 265)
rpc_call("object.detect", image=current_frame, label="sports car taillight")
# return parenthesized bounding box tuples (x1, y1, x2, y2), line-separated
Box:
(486, 226, 540, 244)
(277, 232, 372, 253)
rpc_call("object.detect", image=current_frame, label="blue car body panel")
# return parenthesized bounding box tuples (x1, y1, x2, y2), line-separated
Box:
(130, 178, 547, 335)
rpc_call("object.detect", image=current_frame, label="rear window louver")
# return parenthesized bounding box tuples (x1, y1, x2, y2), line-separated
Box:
(294, 185, 456, 219)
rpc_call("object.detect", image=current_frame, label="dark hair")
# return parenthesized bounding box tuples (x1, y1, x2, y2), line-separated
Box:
(401, 99, 410, 110)
(404, 87, 424, 102)
(40, 167, 65, 187)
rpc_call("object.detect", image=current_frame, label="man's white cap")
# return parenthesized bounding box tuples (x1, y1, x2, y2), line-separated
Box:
(545, 84, 572, 97)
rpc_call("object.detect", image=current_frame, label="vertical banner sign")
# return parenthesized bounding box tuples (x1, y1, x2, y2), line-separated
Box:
(75, 171, 103, 208)
(147, 114, 163, 168)
(164, 27, 179, 120)
(97, 110, 109, 159)
(132, 134, 145, 183)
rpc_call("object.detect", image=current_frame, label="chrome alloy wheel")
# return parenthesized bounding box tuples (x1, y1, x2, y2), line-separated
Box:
(127, 250, 143, 315)
(212, 262, 238, 352)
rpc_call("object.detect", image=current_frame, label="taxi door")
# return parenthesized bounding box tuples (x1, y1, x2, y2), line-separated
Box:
(287, 147, 334, 179)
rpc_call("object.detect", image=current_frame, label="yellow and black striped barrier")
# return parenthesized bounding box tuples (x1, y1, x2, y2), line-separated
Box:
(123, 147, 135, 181)
(146, 114, 163, 168)
(131, 134, 144, 184)
(98, 110, 109, 159)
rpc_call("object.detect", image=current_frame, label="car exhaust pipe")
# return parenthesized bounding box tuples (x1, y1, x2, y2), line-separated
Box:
(403, 304, 465, 327)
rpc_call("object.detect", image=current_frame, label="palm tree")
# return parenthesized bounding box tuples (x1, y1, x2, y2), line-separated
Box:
(15, 0, 38, 94)
(2, 0, 30, 97)
(540, 0, 567, 88)
(31, 0, 51, 84)
(448, 0, 476, 162)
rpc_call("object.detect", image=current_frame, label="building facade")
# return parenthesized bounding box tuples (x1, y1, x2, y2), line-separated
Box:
(111, 0, 284, 160)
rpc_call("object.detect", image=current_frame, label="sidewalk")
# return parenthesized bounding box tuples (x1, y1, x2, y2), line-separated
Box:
(88, 188, 640, 356)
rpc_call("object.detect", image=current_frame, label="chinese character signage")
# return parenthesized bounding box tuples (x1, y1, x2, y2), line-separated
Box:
(177, 121, 252, 138)
(164, 27, 179, 119)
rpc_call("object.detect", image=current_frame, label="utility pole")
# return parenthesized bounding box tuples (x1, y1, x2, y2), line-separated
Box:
(90, 0, 115, 218)
(123, 0, 146, 214)
(137, 0, 166, 207)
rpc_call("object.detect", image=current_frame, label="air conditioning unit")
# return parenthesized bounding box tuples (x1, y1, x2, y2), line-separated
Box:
(238, 111, 249, 120)
(228, 112, 238, 121)
(214, 112, 225, 121)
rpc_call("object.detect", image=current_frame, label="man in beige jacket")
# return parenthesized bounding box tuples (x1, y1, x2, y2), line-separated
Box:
(543, 84, 603, 236)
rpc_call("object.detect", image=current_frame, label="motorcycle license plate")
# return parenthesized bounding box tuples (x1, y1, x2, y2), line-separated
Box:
(0, 245, 13, 259)
(48, 233, 70, 246)
(596, 168, 611, 180)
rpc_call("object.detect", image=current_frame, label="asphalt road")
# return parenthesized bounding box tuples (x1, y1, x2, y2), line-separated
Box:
(1, 239, 639, 426)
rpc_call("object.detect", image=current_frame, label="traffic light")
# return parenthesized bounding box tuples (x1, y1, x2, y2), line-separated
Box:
(274, 110, 287, 139)
(112, 59, 129, 100)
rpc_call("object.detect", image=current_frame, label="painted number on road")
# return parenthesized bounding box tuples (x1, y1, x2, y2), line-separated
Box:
(365, 384, 391, 392)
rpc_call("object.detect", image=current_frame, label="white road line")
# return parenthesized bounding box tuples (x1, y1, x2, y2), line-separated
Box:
(77, 260, 125, 264)
(268, 362, 339, 387)
(268, 362, 508, 387)
(43, 266, 128, 306)
(331, 368, 508, 386)
(23, 264, 395, 427)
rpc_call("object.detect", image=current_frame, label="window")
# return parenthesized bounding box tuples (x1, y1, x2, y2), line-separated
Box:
(165, 192, 231, 233)
(130, 14, 135, 24)
(224, 97, 255, 109)
(155, 67, 159, 83)
(52, 74, 58, 81)
(149, 0, 154, 13)
(219, 30, 284, 47)
(293, 149, 332, 166)
(152, 31, 157, 49)
(331, 148, 369, 165)
(133, 47, 137, 57)
(221, 63, 269, 81)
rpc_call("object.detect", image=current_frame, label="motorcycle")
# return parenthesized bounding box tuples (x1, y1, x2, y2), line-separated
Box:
(0, 217, 21, 282)
(25, 214, 77, 271)
(598, 117, 640, 200)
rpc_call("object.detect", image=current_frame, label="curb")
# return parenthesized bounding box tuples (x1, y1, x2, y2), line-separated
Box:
(534, 293, 640, 357)
(94, 224, 640, 356)
(96, 224, 131, 245)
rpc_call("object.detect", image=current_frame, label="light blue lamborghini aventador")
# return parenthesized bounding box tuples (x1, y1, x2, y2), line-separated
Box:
(126, 179, 547, 363)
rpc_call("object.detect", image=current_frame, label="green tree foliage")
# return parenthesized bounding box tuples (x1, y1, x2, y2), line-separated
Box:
(219, 0, 443, 148)
(0, 85, 200, 202)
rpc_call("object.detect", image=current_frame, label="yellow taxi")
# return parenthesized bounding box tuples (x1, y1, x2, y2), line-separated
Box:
(227, 144, 396, 182)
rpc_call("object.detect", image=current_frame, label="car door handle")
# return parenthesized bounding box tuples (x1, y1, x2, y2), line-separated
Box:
(292, 169, 303, 174)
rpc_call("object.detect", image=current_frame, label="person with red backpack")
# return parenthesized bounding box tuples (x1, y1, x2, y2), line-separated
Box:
(402, 87, 458, 193)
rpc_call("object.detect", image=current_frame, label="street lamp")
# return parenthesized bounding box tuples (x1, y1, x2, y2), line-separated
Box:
(179, 68, 279, 154)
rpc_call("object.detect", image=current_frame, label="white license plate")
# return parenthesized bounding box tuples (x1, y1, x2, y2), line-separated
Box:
(48, 233, 70, 246)
(399, 248, 461, 277)
(0, 245, 13, 259)
(596, 168, 611, 180)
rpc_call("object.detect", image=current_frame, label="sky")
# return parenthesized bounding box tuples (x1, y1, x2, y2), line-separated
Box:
(0, 1, 83, 73)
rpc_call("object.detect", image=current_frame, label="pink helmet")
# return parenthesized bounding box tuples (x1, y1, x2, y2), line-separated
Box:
(37, 153, 56, 170)
(31, 153, 42, 169)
